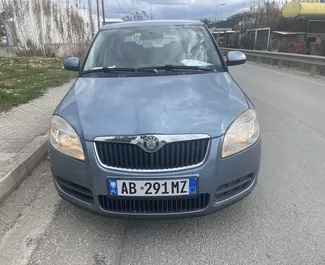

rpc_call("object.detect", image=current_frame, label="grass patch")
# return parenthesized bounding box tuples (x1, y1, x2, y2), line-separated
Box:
(0, 57, 77, 112)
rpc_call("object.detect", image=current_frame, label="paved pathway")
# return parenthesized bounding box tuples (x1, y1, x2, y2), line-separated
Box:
(0, 81, 73, 170)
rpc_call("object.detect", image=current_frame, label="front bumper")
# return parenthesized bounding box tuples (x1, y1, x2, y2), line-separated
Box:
(49, 137, 261, 219)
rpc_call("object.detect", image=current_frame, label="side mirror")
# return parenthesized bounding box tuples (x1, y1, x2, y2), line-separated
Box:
(64, 57, 80, 71)
(226, 51, 246, 66)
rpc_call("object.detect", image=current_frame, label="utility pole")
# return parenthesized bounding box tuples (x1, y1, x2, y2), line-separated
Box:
(150, 2, 153, 20)
(88, 0, 95, 37)
(101, 0, 106, 25)
(96, 0, 100, 30)
(131, 0, 134, 21)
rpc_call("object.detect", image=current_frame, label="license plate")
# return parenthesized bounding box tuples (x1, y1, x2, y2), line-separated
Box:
(108, 178, 197, 197)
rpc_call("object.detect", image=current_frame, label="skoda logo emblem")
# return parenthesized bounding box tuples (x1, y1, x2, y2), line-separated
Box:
(144, 136, 159, 152)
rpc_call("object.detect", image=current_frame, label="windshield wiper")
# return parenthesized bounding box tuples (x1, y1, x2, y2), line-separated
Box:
(138, 65, 218, 72)
(81, 65, 220, 76)
(81, 66, 157, 75)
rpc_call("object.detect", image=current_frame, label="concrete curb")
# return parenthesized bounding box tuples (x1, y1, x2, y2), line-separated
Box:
(0, 135, 49, 202)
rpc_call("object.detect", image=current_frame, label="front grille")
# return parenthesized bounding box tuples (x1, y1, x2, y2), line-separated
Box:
(95, 138, 210, 171)
(98, 194, 210, 213)
(214, 174, 254, 202)
(56, 176, 94, 204)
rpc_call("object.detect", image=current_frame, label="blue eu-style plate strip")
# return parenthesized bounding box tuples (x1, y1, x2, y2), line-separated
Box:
(189, 178, 197, 195)
(109, 179, 118, 196)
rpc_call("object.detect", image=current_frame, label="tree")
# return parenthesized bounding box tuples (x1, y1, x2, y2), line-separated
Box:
(200, 18, 213, 28)
(237, 0, 287, 32)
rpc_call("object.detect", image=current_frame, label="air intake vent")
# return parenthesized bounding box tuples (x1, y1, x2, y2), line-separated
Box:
(56, 176, 94, 204)
(214, 174, 254, 202)
(98, 194, 210, 213)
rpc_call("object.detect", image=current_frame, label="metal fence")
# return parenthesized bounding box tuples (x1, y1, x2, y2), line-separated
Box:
(221, 48, 325, 76)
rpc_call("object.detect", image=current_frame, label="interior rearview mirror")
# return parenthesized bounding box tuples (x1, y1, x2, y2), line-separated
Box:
(64, 57, 80, 71)
(226, 51, 246, 66)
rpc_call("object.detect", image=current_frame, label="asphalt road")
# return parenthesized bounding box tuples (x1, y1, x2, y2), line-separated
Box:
(1, 63, 325, 265)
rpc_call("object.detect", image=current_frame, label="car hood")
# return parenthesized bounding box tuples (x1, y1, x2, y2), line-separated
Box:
(57, 72, 249, 140)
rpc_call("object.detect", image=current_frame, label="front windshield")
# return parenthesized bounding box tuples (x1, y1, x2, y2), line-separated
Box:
(83, 24, 224, 71)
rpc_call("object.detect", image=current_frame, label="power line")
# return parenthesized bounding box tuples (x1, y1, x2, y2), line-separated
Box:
(116, 0, 128, 16)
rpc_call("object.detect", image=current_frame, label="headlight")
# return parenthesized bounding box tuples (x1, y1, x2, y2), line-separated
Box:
(222, 109, 259, 158)
(50, 115, 85, 161)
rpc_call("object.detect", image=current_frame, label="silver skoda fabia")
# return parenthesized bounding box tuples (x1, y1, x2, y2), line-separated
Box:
(49, 20, 261, 218)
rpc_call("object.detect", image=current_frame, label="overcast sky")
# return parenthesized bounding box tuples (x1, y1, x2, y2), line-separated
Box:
(82, 0, 259, 21)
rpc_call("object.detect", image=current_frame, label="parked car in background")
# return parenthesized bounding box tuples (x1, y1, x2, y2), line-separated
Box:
(104, 18, 125, 25)
(49, 20, 261, 218)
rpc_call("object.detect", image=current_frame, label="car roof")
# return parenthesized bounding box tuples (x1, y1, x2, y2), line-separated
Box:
(101, 20, 204, 30)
